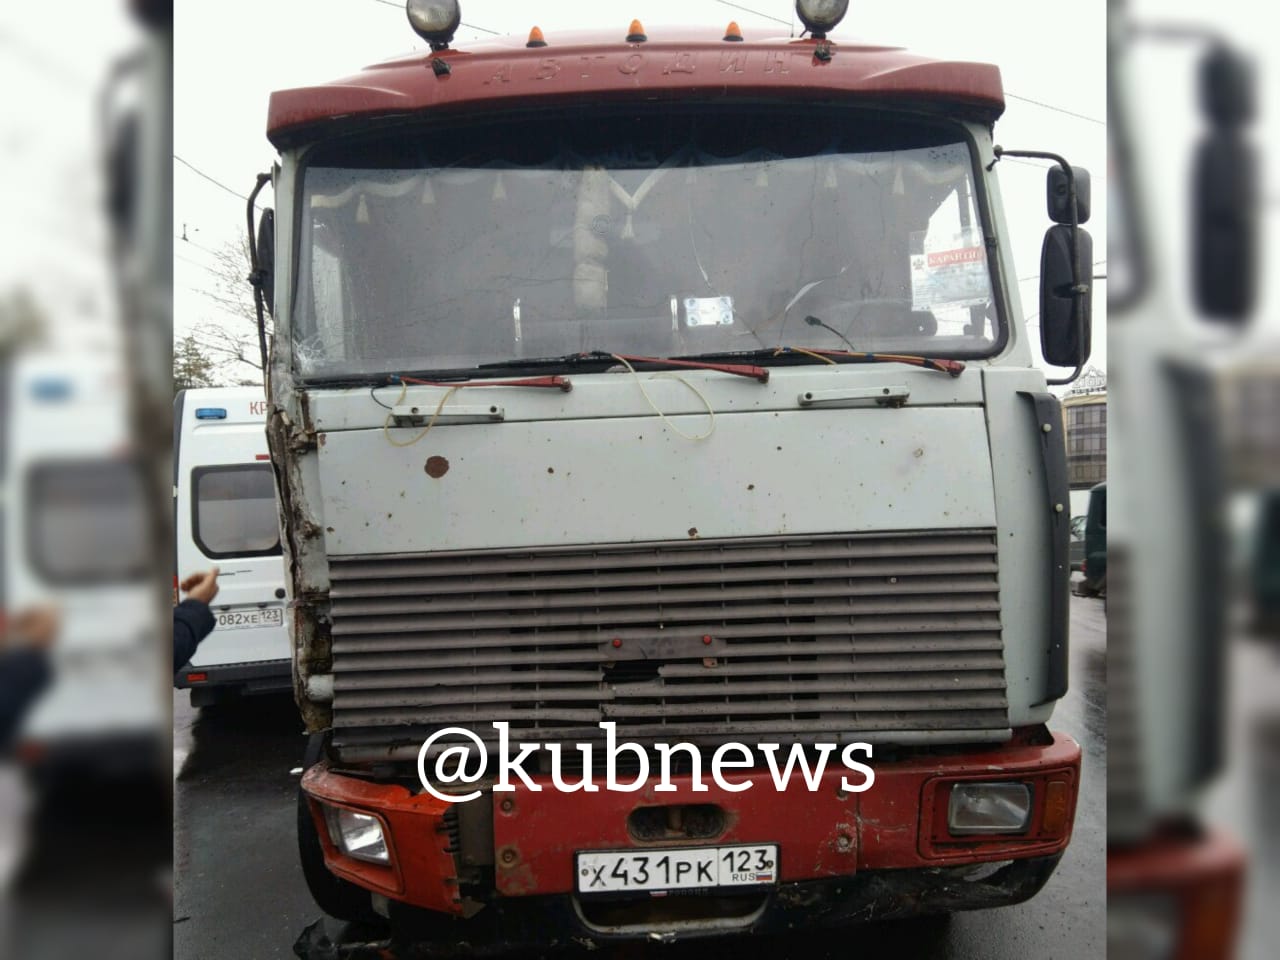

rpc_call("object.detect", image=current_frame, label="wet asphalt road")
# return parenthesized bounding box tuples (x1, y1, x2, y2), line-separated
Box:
(173, 592, 1106, 960)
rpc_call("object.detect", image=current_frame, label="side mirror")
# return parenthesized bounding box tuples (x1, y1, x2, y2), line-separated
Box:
(1047, 165, 1091, 225)
(1193, 137, 1255, 321)
(1193, 45, 1256, 323)
(255, 208, 276, 316)
(1040, 223, 1093, 369)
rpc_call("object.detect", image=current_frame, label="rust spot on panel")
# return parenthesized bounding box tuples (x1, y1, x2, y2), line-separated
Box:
(687, 527, 699, 538)
(500, 860, 538, 896)
(747, 484, 755, 491)
(425, 456, 450, 478)
(318, 433, 326, 447)
(547, 467, 555, 474)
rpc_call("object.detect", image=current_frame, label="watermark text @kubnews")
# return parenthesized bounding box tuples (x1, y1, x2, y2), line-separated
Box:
(416, 721, 875, 804)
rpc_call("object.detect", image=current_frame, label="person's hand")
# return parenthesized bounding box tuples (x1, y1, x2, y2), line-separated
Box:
(179, 568, 220, 605)
(5, 606, 60, 650)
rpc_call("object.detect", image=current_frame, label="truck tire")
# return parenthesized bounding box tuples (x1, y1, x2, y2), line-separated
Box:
(296, 735, 381, 924)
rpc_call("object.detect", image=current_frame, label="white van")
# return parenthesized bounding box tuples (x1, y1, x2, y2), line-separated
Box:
(173, 387, 290, 706)
(3, 349, 163, 772)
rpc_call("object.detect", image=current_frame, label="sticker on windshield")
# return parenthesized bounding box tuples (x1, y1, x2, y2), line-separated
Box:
(909, 229, 990, 311)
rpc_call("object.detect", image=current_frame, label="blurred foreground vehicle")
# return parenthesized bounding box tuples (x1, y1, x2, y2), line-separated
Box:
(1106, 4, 1260, 957)
(1, 350, 164, 784)
(173, 387, 291, 706)
(266, 2, 1096, 951)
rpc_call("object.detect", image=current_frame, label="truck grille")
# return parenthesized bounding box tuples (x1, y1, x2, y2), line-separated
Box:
(327, 530, 1009, 762)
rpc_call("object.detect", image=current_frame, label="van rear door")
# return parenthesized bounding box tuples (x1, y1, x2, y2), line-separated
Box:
(175, 390, 289, 678)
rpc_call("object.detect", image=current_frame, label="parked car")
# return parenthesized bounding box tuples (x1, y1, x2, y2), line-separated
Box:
(1249, 490, 1280, 637)
(1077, 481, 1106, 597)
(1070, 514, 1087, 572)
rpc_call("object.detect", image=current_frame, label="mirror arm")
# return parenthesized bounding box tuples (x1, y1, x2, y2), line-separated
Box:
(993, 147, 1089, 385)
(245, 172, 273, 379)
(1046, 363, 1083, 387)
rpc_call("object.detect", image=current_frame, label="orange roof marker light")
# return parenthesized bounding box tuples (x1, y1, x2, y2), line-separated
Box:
(626, 19, 647, 43)
(526, 26, 547, 48)
(723, 21, 744, 42)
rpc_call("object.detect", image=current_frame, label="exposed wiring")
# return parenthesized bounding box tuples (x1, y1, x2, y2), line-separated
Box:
(609, 353, 769, 383)
(396, 374, 571, 390)
(773, 346, 837, 365)
(612, 355, 716, 442)
(804, 314, 856, 351)
(378, 373, 571, 445)
(381, 381, 462, 448)
(779, 346, 965, 377)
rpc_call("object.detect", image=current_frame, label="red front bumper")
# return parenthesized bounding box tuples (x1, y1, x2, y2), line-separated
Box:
(302, 730, 1081, 915)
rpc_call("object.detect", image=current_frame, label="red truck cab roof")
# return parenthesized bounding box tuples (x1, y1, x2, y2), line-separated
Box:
(267, 26, 1005, 148)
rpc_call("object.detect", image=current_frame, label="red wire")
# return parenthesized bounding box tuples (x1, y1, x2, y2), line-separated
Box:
(395, 374, 573, 392)
(611, 354, 770, 383)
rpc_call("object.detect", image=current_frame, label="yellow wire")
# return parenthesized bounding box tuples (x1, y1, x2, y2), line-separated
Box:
(612, 354, 716, 442)
(774, 346, 837, 365)
(382, 382, 462, 447)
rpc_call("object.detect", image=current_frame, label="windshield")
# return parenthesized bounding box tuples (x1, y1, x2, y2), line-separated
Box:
(294, 107, 1002, 379)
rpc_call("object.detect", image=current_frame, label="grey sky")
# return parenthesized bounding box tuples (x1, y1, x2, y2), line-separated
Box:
(0, 4, 137, 348)
(173, 0, 1108, 378)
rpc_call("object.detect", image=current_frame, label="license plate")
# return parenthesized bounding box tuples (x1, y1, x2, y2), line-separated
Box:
(215, 607, 284, 631)
(575, 844, 778, 894)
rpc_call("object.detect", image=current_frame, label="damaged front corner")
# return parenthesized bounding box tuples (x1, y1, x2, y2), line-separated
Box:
(267, 396, 334, 733)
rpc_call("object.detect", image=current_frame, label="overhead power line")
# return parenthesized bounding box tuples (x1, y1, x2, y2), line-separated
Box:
(174, 154, 266, 211)
(711, 1, 793, 28)
(176, 253, 220, 278)
(1005, 92, 1104, 126)
(369, 0, 499, 35)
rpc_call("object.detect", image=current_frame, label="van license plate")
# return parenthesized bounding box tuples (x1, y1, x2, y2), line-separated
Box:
(575, 844, 778, 894)
(215, 608, 283, 631)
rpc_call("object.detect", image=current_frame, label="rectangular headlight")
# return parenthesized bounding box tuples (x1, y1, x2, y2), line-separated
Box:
(324, 806, 390, 864)
(948, 782, 1032, 835)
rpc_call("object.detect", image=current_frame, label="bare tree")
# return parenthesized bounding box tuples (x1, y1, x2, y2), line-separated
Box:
(178, 235, 272, 385)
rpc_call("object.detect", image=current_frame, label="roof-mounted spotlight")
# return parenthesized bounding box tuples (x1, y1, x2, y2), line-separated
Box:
(406, 0, 462, 51)
(795, 0, 849, 39)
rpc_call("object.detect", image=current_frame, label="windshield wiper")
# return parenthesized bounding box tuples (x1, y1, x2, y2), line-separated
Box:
(478, 351, 770, 383)
(676, 344, 967, 378)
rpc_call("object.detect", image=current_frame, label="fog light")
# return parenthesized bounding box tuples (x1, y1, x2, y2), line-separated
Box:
(324, 806, 390, 864)
(948, 782, 1032, 835)
(406, 0, 461, 49)
(795, 0, 849, 36)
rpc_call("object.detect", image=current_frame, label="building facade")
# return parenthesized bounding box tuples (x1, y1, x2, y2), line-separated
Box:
(1063, 367, 1106, 490)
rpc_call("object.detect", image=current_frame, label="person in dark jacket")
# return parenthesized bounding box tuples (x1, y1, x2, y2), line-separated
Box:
(174, 567, 219, 680)
(0, 607, 57, 752)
